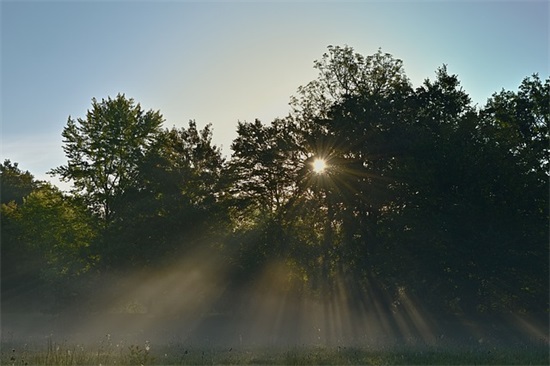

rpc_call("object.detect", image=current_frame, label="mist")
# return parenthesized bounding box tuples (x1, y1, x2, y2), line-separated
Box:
(3, 245, 547, 351)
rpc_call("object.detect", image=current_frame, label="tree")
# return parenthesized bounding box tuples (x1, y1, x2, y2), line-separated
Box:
(1, 176, 97, 312)
(379, 67, 489, 311)
(481, 74, 549, 182)
(471, 74, 549, 312)
(50, 94, 164, 224)
(102, 121, 228, 267)
(291, 46, 410, 122)
(17, 184, 98, 280)
(288, 46, 414, 295)
(361, 67, 549, 313)
(285, 45, 548, 313)
(1, 162, 41, 311)
(228, 118, 304, 219)
(225, 118, 304, 286)
(0, 159, 38, 205)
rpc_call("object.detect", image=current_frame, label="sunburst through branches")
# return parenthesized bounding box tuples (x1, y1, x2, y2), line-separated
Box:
(312, 158, 327, 174)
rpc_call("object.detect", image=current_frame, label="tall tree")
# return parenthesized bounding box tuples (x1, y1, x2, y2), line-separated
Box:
(289, 46, 414, 291)
(50, 94, 164, 224)
(103, 121, 228, 267)
(472, 74, 550, 312)
(226, 118, 306, 284)
(229, 118, 303, 219)
(291, 46, 410, 122)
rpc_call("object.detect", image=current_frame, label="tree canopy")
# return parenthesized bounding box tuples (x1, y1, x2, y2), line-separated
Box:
(2, 46, 548, 315)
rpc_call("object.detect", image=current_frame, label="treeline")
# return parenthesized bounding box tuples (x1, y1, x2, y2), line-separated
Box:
(1, 46, 548, 315)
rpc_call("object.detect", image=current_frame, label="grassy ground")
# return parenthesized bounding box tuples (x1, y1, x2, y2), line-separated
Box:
(2, 311, 548, 365)
(1, 338, 548, 365)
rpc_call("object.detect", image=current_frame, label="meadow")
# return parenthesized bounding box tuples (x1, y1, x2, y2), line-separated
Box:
(2, 308, 549, 365)
(2, 332, 548, 365)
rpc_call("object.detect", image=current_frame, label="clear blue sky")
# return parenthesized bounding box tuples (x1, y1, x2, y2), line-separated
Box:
(1, 0, 548, 187)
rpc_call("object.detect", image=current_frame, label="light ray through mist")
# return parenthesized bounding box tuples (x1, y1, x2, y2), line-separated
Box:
(68, 247, 231, 344)
(2, 246, 547, 350)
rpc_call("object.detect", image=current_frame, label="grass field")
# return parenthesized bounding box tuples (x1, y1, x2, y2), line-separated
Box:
(2, 310, 548, 365)
(2, 337, 548, 365)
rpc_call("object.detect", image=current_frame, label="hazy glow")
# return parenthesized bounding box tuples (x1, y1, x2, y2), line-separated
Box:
(3, 247, 548, 349)
(312, 158, 327, 174)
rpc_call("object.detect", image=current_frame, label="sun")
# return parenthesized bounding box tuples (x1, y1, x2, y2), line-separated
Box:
(312, 158, 327, 174)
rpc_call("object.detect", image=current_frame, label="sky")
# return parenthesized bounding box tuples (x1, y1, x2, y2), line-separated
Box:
(1, 0, 548, 188)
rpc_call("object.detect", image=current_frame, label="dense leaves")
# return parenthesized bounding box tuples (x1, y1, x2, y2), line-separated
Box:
(1, 160, 38, 205)
(2, 46, 547, 315)
(103, 121, 228, 268)
(50, 94, 164, 224)
(1, 170, 97, 311)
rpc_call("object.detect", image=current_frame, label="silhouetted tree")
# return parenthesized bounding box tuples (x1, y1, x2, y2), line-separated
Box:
(226, 118, 305, 284)
(288, 46, 414, 298)
(103, 121, 228, 267)
(0, 159, 38, 205)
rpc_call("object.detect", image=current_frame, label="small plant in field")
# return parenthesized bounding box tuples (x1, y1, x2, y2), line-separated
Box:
(127, 341, 154, 365)
(7, 347, 27, 366)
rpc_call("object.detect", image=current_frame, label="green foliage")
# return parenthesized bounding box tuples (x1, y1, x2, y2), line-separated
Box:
(290, 46, 411, 121)
(1, 173, 97, 311)
(17, 184, 98, 280)
(1, 163, 44, 311)
(99, 120, 229, 268)
(50, 93, 164, 224)
(0, 159, 38, 205)
(229, 118, 303, 218)
(2, 185, 97, 311)
(3, 45, 547, 315)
